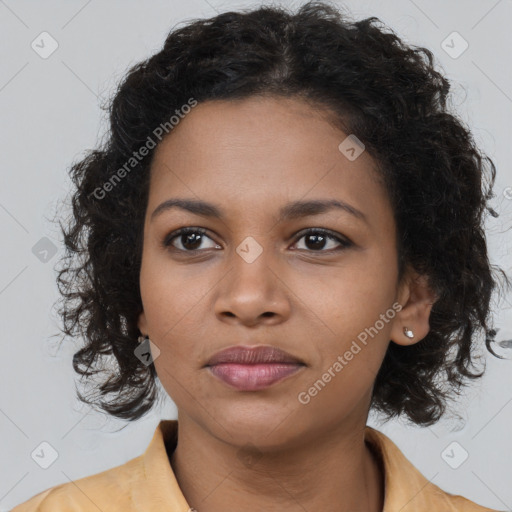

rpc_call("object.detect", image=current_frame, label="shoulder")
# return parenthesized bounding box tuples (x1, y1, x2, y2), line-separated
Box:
(444, 493, 504, 511)
(11, 454, 144, 511)
(12, 420, 184, 512)
(364, 426, 503, 512)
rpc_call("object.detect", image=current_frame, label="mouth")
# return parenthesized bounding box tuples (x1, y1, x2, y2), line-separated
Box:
(205, 345, 306, 391)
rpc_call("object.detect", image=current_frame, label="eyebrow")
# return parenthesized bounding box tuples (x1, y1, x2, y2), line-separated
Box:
(150, 198, 368, 224)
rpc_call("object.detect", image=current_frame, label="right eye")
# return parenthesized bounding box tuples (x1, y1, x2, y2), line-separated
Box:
(162, 227, 221, 252)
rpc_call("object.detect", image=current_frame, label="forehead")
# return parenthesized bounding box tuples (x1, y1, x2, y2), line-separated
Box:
(147, 96, 392, 230)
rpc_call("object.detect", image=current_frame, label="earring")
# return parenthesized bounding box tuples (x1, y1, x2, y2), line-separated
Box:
(137, 335, 149, 344)
(403, 327, 414, 339)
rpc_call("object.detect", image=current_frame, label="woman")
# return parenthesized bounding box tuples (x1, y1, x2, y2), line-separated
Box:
(13, 1, 510, 511)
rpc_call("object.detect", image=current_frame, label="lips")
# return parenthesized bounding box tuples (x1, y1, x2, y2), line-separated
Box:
(205, 345, 304, 366)
(205, 345, 306, 391)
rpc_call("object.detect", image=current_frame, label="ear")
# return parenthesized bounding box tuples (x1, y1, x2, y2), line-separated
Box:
(390, 268, 438, 346)
(137, 310, 148, 337)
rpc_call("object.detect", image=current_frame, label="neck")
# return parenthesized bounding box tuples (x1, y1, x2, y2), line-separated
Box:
(168, 415, 384, 512)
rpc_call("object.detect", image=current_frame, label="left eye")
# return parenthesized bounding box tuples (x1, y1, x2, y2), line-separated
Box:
(292, 228, 352, 252)
(162, 227, 352, 253)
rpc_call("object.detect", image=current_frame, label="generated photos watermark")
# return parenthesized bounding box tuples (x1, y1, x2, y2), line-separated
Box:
(297, 301, 403, 405)
(91, 97, 198, 200)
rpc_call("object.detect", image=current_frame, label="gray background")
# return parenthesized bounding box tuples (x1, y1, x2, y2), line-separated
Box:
(1, 0, 511, 510)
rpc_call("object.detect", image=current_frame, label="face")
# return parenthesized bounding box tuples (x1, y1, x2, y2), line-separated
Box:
(137, 96, 430, 449)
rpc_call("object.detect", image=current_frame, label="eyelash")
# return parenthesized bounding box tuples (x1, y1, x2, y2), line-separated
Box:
(162, 227, 353, 254)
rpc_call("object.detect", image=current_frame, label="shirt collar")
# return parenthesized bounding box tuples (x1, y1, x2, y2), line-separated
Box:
(364, 426, 456, 511)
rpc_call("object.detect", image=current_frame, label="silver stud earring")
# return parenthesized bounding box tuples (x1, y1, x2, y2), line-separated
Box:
(403, 327, 414, 339)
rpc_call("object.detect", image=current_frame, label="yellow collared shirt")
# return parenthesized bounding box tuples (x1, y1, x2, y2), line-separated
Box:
(12, 420, 500, 511)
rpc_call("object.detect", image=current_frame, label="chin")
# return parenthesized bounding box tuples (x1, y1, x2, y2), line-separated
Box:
(203, 402, 305, 448)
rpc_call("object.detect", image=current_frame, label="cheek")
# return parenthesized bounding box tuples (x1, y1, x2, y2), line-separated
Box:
(291, 250, 396, 378)
(291, 244, 398, 328)
(293, 274, 394, 417)
(141, 263, 207, 405)
(140, 253, 206, 338)
(139, 257, 221, 389)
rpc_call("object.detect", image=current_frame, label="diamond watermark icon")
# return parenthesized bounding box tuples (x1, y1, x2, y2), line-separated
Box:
(31, 32, 59, 59)
(441, 31, 468, 59)
(32, 237, 58, 263)
(134, 338, 161, 366)
(236, 236, 263, 264)
(31, 441, 59, 469)
(236, 442, 263, 468)
(338, 134, 365, 161)
(441, 441, 469, 469)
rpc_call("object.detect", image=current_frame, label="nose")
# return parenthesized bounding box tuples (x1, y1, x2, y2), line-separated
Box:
(213, 242, 291, 327)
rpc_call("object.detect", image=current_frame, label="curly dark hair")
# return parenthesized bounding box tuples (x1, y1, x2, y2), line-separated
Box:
(53, 0, 511, 427)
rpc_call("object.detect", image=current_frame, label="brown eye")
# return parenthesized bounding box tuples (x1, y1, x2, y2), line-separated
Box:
(163, 227, 220, 252)
(292, 228, 352, 252)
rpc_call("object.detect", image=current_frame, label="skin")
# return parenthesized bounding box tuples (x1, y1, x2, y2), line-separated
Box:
(137, 96, 437, 512)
